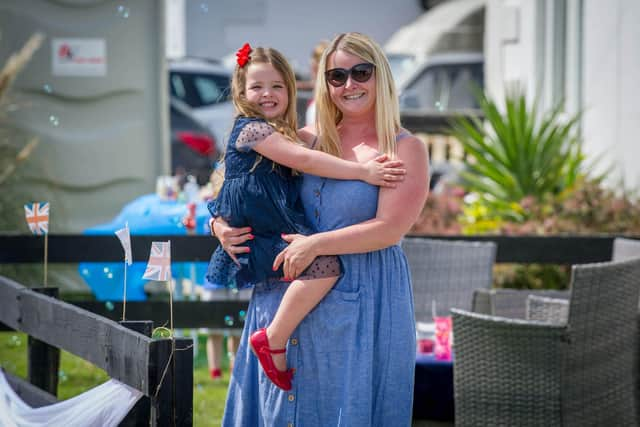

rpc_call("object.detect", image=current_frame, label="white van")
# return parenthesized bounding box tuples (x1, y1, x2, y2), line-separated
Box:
(398, 52, 484, 112)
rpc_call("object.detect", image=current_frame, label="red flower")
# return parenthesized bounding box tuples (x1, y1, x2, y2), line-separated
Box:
(236, 43, 252, 67)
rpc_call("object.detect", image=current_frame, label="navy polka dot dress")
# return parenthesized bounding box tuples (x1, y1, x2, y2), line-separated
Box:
(206, 116, 314, 288)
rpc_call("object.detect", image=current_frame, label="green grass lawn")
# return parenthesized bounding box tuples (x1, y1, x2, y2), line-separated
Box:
(0, 332, 230, 426)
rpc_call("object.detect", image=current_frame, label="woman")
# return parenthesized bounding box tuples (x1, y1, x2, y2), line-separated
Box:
(215, 32, 429, 426)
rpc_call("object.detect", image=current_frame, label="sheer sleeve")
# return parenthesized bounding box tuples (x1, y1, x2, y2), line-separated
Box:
(235, 120, 276, 152)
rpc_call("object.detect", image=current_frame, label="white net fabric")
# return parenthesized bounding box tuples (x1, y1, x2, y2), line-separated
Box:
(0, 370, 143, 427)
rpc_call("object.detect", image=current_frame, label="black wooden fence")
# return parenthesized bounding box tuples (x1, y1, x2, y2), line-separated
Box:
(0, 233, 618, 265)
(0, 274, 193, 426)
(0, 233, 624, 327)
(0, 232, 632, 425)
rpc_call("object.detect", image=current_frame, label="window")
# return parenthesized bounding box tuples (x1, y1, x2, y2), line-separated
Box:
(169, 71, 231, 108)
(400, 62, 484, 111)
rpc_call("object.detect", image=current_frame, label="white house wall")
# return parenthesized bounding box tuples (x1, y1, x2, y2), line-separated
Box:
(484, 0, 543, 104)
(582, 0, 640, 188)
(486, 0, 640, 189)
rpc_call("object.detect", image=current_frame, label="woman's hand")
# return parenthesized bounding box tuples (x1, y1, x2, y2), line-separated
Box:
(209, 217, 252, 266)
(364, 154, 406, 188)
(273, 234, 318, 279)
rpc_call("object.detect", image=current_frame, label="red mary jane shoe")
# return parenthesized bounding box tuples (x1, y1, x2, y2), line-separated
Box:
(249, 328, 293, 391)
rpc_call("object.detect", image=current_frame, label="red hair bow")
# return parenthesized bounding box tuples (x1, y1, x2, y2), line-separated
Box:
(236, 43, 252, 67)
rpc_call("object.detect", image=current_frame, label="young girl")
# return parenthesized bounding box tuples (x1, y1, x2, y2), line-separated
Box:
(206, 44, 405, 391)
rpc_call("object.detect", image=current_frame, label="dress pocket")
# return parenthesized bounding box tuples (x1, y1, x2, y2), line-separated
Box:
(309, 286, 370, 353)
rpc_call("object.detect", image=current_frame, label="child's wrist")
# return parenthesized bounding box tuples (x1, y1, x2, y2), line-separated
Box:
(360, 163, 369, 180)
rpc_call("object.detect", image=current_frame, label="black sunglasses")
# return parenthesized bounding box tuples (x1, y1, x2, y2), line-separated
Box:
(325, 63, 375, 87)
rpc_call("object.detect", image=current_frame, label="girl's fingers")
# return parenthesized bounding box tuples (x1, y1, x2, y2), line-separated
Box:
(384, 160, 404, 168)
(386, 168, 406, 175)
(385, 174, 404, 181)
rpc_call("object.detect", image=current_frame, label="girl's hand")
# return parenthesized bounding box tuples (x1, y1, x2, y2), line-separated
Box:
(273, 234, 317, 279)
(210, 217, 252, 266)
(364, 154, 406, 188)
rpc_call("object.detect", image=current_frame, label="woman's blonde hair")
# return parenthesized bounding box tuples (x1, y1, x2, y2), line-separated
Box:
(314, 32, 401, 157)
(230, 46, 298, 140)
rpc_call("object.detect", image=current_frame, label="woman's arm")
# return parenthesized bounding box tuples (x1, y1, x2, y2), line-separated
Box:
(274, 135, 430, 278)
(253, 132, 406, 187)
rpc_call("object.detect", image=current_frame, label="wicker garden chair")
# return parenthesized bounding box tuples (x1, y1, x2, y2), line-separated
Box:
(401, 237, 496, 329)
(452, 258, 640, 426)
(471, 288, 570, 319)
(612, 237, 640, 262)
(525, 294, 570, 324)
(471, 238, 640, 319)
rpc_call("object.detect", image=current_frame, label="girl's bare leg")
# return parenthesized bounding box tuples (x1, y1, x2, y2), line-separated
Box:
(266, 276, 337, 371)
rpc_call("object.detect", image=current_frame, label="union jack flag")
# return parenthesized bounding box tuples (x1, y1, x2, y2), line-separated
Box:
(143, 241, 171, 281)
(24, 202, 49, 235)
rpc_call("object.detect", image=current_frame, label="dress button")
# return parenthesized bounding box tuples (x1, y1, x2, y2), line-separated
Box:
(290, 338, 298, 346)
(288, 423, 294, 427)
(314, 189, 321, 197)
(288, 394, 295, 402)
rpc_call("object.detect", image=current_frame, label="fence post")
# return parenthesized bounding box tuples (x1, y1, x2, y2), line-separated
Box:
(119, 320, 153, 427)
(174, 337, 193, 425)
(27, 287, 60, 396)
(150, 336, 193, 426)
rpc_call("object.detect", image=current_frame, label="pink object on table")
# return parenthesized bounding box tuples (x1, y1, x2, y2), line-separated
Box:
(434, 316, 452, 360)
(418, 338, 434, 354)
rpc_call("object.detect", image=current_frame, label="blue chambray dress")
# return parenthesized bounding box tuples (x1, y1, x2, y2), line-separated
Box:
(222, 170, 416, 426)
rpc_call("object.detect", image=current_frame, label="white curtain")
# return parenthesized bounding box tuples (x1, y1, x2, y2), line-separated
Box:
(0, 370, 143, 427)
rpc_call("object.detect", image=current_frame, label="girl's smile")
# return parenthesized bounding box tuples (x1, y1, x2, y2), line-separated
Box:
(244, 62, 289, 119)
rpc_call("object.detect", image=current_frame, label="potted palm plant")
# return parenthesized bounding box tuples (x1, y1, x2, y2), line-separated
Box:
(449, 89, 586, 229)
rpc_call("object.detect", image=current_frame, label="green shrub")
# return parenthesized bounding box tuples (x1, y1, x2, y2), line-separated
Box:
(450, 89, 585, 209)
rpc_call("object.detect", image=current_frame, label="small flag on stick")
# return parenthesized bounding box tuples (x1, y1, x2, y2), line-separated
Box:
(143, 241, 175, 337)
(115, 222, 132, 321)
(143, 241, 171, 281)
(24, 202, 49, 235)
(24, 202, 50, 286)
(115, 222, 132, 266)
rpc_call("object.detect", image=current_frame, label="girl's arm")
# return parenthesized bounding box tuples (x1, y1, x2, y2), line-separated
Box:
(254, 131, 406, 187)
(274, 135, 429, 278)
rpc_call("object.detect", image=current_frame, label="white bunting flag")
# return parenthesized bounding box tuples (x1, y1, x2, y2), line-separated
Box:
(115, 222, 132, 266)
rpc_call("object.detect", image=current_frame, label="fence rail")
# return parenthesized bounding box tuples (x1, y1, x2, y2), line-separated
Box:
(0, 233, 626, 264)
(0, 275, 193, 426)
(1, 232, 637, 424)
